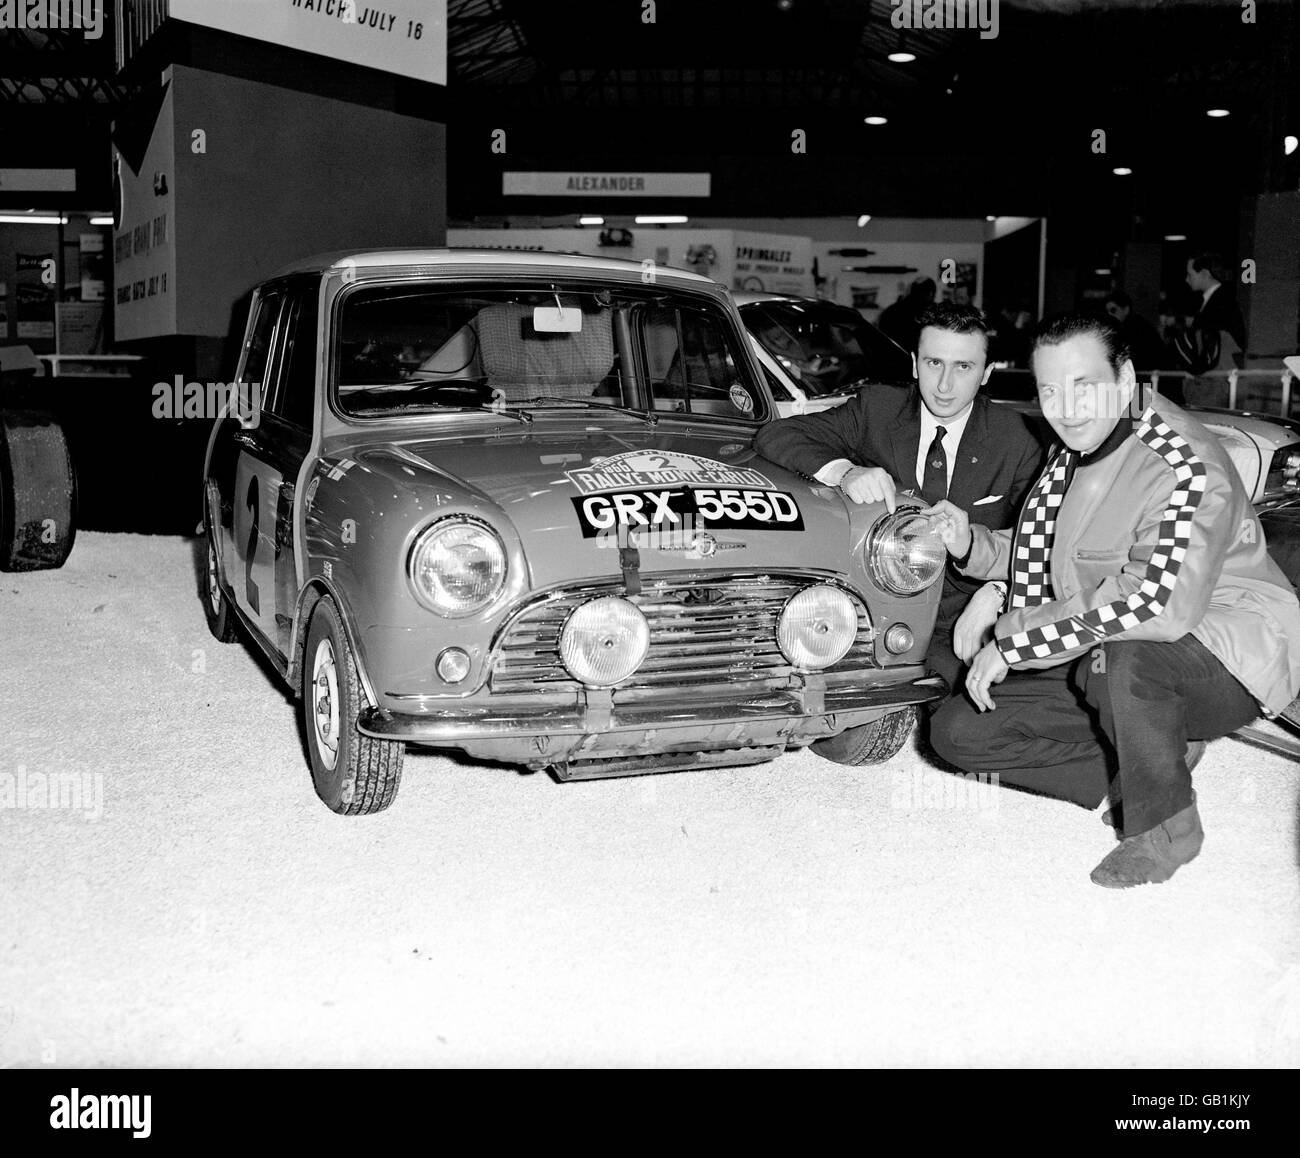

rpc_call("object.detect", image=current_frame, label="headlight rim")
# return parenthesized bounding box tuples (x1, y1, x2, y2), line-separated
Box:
(407, 514, 509, 619)
(866, 506, 948, 597)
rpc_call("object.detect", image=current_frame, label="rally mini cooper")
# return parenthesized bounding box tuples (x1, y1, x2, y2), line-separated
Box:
(202, 250, 948, 813)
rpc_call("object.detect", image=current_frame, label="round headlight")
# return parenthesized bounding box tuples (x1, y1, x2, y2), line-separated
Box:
(777, 584, 858, 670)
(409, 518, 507, 616)
(559, 597, 650, 687)
(867, 509, 947, 596)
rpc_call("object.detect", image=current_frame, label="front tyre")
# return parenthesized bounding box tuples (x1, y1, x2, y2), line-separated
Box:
(202, 522, 237, 642)
(811, 706, 916, 766)
(302, 597, 403, 815)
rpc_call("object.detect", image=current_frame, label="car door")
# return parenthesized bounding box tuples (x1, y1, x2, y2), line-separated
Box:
(227, 279, 316, 659)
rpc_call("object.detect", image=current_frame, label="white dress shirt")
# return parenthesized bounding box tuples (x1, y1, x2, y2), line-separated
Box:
(815, 400, 974, 497)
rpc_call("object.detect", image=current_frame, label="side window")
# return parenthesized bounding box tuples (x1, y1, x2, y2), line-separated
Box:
(640, 304, 760, 418)
(240, 290, 284, 399)
(271, 288, 319, 430)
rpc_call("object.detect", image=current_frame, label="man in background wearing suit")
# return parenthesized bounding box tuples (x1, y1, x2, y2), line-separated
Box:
(753, 301, 1044, 691)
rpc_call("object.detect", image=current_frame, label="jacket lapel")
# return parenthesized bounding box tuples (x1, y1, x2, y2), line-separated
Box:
(947, 397, 991, 505)
(890, 393, 923, 494)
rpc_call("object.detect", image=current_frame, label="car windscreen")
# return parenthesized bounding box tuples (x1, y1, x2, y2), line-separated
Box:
(333, 282, 768, 423)
(741, 299, 913, 397)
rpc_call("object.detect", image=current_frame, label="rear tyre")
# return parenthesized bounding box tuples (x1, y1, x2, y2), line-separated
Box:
(811, 706, 916, 766)
(0, 409, 76, 572)
(302, 596, 403, 815)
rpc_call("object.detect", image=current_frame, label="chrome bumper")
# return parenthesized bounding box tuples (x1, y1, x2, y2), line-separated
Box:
(357, 669, 946, 767)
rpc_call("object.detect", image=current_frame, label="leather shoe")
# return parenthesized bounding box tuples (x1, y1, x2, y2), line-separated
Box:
(1101, 741, 1206, 834)
(1090, 797, 1204, 888)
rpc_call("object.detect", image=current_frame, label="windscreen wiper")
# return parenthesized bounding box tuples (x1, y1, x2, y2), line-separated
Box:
(509, 396, 657, 424)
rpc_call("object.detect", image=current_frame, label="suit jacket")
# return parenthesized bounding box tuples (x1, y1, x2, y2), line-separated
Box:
(1196, 286, 1246, 359)
(962, 394, 1300, 714)
(754, 387, 1045, 625)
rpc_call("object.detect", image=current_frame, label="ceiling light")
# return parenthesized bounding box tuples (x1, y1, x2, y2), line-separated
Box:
(1285, 135, 1299, 156)
(863, 116, 888, 126)
(634, 215, 688, 225)
(1165, 234, 1187, 242)
(887, 52, 916, 63)
(89, 216, 113, 226)
(1112, 167, 1132, 176)
(857, 214, 871, 227)
(1206, 108, 1230, 118)
(0, 214, 67, 225)
(985, 215, 996, 222)
(1094, 269, 1112, 276)
(578, 216, 604, 226)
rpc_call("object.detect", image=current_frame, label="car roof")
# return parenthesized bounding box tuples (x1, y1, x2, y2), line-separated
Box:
(272, 247, 717, 286)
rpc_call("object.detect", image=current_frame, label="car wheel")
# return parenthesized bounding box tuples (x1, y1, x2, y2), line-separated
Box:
(302, 596, 403, 815)
(0, 408, 77, 572)
(811, 706, 916, 765)
(202, 520, 237, 643)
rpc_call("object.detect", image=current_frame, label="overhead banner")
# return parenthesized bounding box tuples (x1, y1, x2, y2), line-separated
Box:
(502, 172, 712, 198)
(169, 0, 447, 85)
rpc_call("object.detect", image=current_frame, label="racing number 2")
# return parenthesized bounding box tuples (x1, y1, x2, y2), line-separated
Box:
(693, 488, 798, 523)
(245, 475, 260, 614)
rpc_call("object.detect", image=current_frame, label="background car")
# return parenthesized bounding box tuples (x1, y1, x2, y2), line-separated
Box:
(202, 250, 951, 813)
(736, 292, 912, 418)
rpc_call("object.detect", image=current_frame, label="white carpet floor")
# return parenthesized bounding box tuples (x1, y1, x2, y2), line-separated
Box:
(1, 533, 1297, 1067)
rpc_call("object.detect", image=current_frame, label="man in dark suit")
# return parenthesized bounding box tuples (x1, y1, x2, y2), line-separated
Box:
(754, 302, 1044, 691)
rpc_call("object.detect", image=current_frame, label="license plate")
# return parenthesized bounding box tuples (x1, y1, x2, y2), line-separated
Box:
(572, 487, 804, 538)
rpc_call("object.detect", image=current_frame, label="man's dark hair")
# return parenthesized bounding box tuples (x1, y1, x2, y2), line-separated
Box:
(915, 301, 989, 352)
(1032, 312, 1132, 374)
(1189, 252, 1229, 284)
(908, 277, 937, 300)
(1104, 289, 1132, 310)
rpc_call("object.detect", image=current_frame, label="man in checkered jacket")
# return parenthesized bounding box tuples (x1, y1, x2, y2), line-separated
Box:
(924, 313, 1300, 888)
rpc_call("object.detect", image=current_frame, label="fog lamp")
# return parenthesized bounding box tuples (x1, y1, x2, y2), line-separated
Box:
(777, 584, 857, 669)
(559, 597, 650, 686)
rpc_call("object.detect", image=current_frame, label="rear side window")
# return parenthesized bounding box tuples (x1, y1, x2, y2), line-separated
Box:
(272, 288, 319, 430)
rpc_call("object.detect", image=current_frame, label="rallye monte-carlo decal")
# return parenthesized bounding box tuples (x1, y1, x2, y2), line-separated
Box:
(565, 449, 805, 538)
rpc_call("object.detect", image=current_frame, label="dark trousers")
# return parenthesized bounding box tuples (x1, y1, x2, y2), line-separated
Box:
(929, 636, 1259, 834)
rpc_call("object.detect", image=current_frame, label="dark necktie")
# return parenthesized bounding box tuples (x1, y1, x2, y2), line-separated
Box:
(921, 425, 948, 505)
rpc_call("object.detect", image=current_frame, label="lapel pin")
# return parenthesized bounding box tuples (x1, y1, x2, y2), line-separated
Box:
(971, 456, 978, 464)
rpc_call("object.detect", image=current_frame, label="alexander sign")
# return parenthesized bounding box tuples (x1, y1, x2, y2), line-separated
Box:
(503, 172, 712, 198)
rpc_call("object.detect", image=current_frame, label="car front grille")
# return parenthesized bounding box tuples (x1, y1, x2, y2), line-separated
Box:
(489, 573, 876, 694)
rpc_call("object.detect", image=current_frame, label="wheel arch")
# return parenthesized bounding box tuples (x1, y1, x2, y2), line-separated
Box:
(289, 578, 379, 709)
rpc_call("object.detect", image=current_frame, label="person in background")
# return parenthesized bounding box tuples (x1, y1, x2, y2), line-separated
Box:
(1104, 290, 1166, 372)
(924, 312, 1300, 888)
(754, 302, 1043, 693)
(1176, 253, 1247, 406)
(877, 277, 937, 354)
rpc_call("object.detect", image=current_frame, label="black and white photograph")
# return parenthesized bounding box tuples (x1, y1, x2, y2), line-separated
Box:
(1, 0, 1298, 1126)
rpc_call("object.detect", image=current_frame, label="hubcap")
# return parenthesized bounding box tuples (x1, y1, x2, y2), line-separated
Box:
(207, 539, 221, 614)
(311, 638, 341, 771)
